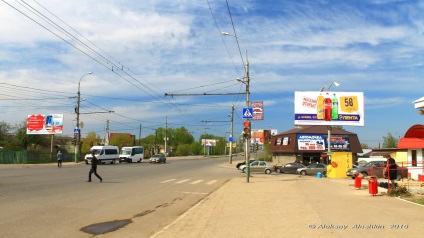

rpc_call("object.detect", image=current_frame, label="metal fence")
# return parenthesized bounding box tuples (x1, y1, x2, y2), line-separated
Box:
(0, 150, 76, 164)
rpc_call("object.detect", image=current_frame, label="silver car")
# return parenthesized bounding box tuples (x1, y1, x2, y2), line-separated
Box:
(149, 154, 166, 163)
(240, 161, 273, 174)
(296, 163, 327, 176)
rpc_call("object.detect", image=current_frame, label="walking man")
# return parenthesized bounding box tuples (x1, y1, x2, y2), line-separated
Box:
(87, 151, 103, 182)
(57, 150, 63, 168)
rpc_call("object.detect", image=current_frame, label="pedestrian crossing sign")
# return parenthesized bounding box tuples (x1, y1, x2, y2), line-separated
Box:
(243, 108, 253, 118)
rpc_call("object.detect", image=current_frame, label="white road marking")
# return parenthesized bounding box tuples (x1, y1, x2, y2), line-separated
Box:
(177, 191, 209, 195)
(190, 180, 203, 184)
(206, 180, 218, 185)
(160, 179, 177, 183)
(176, 179, 190, 184)
(161, 179, 219, 185)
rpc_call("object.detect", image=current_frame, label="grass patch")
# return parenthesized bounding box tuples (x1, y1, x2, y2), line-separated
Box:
(403, 193, 424, 205)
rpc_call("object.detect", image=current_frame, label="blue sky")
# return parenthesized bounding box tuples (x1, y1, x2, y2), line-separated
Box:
(1, 0, 424, 147)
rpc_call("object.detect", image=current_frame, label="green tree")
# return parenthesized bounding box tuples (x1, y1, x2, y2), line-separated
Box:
(81, 131, 101, 153)
(110, 134, 133, 149)
(0, 121, 12, 147)
(191, 141, 202, 155)
(175, 144, 191, 156)
(172, 127, 194, 148)
(12, 121, 49, 150)
(360, 143, 369, 149)
(382, 133, 398, 148)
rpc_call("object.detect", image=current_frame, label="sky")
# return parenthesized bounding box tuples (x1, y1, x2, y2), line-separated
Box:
(1, 0, 424, 148)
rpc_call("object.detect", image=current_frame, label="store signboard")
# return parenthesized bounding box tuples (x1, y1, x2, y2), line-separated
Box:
(294, 91, 364, 126)
(26, 114, 63, 134)
(327, 135, 350, 151)
(297, 134, 326, 151)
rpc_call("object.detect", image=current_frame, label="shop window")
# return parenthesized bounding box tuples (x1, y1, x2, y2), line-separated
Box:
(412, 150, 417, 167)
(275, 137, 282, 146)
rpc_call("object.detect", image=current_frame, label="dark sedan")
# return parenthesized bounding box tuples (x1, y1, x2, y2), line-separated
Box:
(236, 160, 256, 170)
(274, 163, 306, 174)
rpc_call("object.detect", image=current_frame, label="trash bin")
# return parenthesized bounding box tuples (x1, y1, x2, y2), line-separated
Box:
(368, 176, 378, 196)
(354, 176, 362, 189)
(317, 172, 322, 178)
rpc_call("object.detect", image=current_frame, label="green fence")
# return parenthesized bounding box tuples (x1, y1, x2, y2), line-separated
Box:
(0, 150, 76, 164)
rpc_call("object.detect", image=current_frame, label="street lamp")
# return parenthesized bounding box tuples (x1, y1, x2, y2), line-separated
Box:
(319, 82, 340, 92)
(319, 82, 340, 160)
(228, 104, 234, 164)
(75, 72, 92, 163)
(222, 31, 251, 182)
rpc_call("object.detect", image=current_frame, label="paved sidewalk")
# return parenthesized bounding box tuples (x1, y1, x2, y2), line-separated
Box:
(147, 167, 424, 238)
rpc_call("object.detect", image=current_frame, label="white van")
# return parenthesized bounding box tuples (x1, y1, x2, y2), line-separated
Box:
(84, 145, 120, 164)
(119, 146, 144, 163)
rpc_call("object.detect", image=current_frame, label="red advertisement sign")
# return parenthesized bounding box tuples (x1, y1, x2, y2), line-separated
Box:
(250, 101, 264, 120)
(26, 114, 63, 134)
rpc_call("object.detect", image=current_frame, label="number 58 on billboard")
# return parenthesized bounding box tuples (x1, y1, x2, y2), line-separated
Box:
(294, 91, 364, 126)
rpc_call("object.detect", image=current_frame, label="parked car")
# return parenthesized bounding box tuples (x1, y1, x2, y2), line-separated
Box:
(346, 160, 408, 179)
(149, 154, 166, 163)
(296, 163, 327, 176)
(274, 163, 306, 174)
(346, 161, 386, 179)
(239, 161, 273, 174)
(236, 160, 256, 170)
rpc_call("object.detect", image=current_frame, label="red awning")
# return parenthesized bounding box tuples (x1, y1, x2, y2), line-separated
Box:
(397, 138, 424, 149)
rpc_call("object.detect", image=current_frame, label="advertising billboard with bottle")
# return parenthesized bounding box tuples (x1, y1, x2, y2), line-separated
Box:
(26, 114, 64, 134)
(294, 91, 364, 126)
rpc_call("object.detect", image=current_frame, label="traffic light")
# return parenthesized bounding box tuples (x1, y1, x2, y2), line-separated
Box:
(243, 120, 251, 140)
(71, 136, 76, 145)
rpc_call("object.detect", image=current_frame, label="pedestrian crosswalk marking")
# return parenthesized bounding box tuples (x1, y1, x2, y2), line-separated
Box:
(191, 180, 203, 184)
(161, 179, 176, 183)
(176, 179, 190, 184)
(206, 180, 218, 185)
(159, 179, 218, 185)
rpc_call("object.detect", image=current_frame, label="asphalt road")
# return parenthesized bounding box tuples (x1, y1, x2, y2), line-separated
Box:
(0, 156, 237, 238)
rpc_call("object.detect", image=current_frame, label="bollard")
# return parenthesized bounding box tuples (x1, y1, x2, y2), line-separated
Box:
(368, 176, 378, 196)
(354, 176, 362, 189)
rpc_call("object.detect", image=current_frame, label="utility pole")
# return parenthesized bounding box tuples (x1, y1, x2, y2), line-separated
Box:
(165, 116, 168, 155)
(75, 72, 92, 163)
(139, 124, 142, 146)
(245, 48, 251, 182)
(222, 31, 251, 182)
(229, 104, 234, 164)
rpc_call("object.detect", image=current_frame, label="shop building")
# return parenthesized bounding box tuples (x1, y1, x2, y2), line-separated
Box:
(397, 124, 424, 181)
(270, 125, 363, 166)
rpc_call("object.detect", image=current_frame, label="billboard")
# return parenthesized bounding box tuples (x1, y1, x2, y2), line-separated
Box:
(201, 139, 216, 147)
(26, 114, 63, 134)
(250, 101, 264, 120)
(251, 129, 278, 144)
(294, 91, 364, 126)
